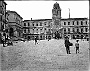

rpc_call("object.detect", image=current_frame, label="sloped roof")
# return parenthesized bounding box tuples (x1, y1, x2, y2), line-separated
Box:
(6, 10, 23, 19)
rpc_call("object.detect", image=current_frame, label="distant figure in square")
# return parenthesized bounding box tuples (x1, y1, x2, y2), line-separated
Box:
(35, 36, 37, 45)
(75, 40, 79, 54)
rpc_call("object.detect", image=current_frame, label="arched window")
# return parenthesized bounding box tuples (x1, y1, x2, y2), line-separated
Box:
(28, 22, 29, 26)
(77, 21, 79, 25)
(81, 28, 83, 33)
(64, 22, 66, 25)
(24, 23, 26, 26)
(68, 22, 70, 25)
(85, 28, 88, 32)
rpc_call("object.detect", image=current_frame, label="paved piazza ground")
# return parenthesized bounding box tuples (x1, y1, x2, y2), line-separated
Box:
(0, 39, 89, 71)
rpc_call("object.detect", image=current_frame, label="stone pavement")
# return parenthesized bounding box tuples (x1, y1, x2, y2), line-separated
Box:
(0, 39, 89, 71)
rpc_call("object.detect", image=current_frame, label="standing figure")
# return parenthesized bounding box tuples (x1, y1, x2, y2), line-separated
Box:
(75, 40, 79, 54)
(35, 36, 37, 45)
(64, 36, 71, 54)
(2, 33, 6, 47)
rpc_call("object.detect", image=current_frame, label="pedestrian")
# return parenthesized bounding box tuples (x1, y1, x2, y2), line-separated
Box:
(35, 36, 37, 45)
(75, 40, 79, 54)
(64, 36, 71, 54)
(2, 36, 5, 47)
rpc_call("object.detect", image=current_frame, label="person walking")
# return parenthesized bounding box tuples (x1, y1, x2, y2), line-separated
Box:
(64, 36, 71, 54)
(35, 36, 37, 45)
(75, 40, 79, 54)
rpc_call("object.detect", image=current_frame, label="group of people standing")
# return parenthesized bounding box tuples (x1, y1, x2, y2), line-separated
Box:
(1, 32, 13, 47)
(64, 36, 79, 54)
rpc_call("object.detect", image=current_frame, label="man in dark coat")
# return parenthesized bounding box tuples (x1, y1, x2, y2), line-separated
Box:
(65, 36, 71, 54)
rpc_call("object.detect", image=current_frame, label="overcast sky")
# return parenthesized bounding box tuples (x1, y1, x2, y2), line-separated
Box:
(5, 1, 89, 20)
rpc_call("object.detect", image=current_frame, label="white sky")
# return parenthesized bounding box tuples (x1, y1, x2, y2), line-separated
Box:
(5, 1, 89, 20)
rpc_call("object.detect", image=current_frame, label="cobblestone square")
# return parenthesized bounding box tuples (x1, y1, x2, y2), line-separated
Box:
(1, 39, 89, 71)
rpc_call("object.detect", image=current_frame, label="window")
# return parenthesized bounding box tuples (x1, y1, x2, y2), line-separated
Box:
(40, 22, 42, 26)
(24, 23, 26, 26)
(37, 29, 38, 33)
(86, 21, 87, 25)
(33, 29, 34, 33)
(68, 28, 70, 32)
(64, 22, 66, 25)
(28, 23, 29, 26)
(73, 28, 75, 32)
(40, 28, 42, 31)
(24, 29, 26, 33)
(77, 28, 79, 33)
(68, 22, 70, 25)
(0, 15, 2, 20)
(73, 21, 74, 25)
(81, 21, 83, 25)
(44, 22, 46, 26)
(77, 21, 79, 25)
(45, 28, 46, 30)
(36, 23, 38, 26)
(48, 29, 50, 31)
(81, 28, 83, 33)
(33, 23, 34, 26)
(85, 28, 88, 32)
(28, 29, 30, 33)
(48, 24, 50, 27)
(64, 28, 66, 33)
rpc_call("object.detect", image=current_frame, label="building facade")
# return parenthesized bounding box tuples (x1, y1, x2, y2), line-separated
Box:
(23, 19, 52, 40)
(22, 2, 89, 40)
(6, 10, 23, 40)
(61, 18, 89, 39)
(0, 1, 7, 43)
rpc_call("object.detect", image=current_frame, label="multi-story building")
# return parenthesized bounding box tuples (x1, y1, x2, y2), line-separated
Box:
(23, 2, 89, 40)
(6, 10, 23, 40)
(23, 18, 52, 40)
(0, 1, 7, 43)
(61, 18, 89, 39)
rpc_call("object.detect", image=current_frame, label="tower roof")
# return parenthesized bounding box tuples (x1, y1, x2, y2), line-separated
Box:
(53, 2, 60, 9)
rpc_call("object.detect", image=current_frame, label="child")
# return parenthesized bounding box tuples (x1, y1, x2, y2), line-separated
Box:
(75, 40, 79, 54)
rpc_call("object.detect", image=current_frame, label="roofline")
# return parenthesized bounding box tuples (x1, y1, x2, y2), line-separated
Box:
(23, 18, 89, 22)
(61, 18, 88, 20)
(6, 10, 23, 19)
(4, 1, 7, 5)
(23, 19, 52, 22)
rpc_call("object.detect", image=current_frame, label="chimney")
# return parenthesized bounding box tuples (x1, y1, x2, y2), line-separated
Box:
(31, 18, 32, 20)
